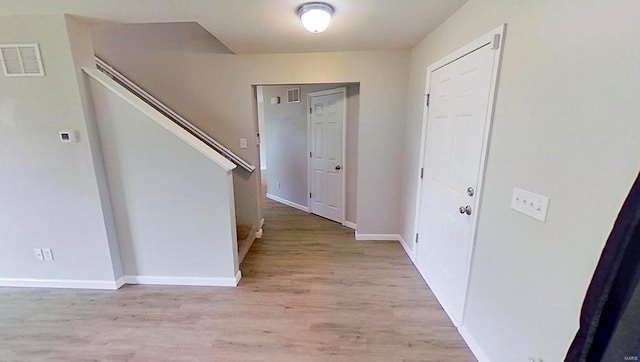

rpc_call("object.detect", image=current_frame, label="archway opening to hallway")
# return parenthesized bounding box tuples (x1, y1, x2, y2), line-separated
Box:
(254, 83, 360, 230)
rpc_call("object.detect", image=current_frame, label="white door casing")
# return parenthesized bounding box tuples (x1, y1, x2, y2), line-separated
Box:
(308, 88, 346, 223)
(414, 25, 506, 327)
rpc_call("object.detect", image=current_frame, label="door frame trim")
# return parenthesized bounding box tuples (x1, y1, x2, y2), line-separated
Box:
(307, 87, 348, 225)
(412, 24, 507, 326)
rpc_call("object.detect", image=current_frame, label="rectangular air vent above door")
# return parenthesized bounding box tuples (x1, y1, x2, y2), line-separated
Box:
(0, 44, 45, 77)
(287, 87, 300, 103)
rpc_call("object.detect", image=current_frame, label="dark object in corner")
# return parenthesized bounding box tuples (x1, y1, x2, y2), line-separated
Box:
(566, 171, 640, 361)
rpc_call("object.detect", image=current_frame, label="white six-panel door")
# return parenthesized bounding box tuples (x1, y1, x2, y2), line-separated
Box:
(416, 41, 498, 326)
(309, 89, 345, 223)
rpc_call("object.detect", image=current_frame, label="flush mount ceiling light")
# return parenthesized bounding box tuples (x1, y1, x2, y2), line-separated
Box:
(297, 2, 334, 34)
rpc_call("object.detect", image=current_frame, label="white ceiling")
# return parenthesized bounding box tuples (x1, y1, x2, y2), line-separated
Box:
(0, 0, 468, 54)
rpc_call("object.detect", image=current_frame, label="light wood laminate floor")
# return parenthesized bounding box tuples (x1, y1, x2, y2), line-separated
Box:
(0, 194, 475, 361)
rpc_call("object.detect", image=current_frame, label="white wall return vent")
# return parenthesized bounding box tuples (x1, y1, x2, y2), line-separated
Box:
(0, 43, 45, 77)
(287, 87, 301, 103)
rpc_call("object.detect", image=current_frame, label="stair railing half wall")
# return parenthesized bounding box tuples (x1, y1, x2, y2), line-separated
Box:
(95, 56, 255, 173)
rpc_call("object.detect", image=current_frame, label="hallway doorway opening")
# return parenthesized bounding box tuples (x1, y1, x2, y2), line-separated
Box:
(255, 83, 360, 230)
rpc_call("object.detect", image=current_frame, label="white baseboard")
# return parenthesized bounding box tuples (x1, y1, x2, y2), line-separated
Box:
(0, 278, 120, 290)
(398, 235, 415, 261)
(0, 271, 243, 290)
(343, 221, 357, 230)
(355, 233, 414, 262)
(355, 232, 401, 241)
(123, 271, 241, 287)
(459, 325, 490, 362)
(266, 193, 309, 212)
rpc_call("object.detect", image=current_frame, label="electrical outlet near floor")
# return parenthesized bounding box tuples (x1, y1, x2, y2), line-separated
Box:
(42, 248, 54, 261)
(34, 248, 44, 261)
(511, 187, 550, 222)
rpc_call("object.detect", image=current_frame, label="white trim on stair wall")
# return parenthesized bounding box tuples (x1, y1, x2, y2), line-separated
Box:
(83, 67, 237, 172)
(266, 193, 310, 212)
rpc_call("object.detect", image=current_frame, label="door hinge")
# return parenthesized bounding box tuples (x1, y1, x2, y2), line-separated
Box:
(309, 192, 312, 198)
(415, 233, 419, 243)
(310, 151, 312, 158)
(492, 33, 501, 49)
(310, 107, 312, 114)
(420, 168, 424, 179)
(426, 94, 430, 107)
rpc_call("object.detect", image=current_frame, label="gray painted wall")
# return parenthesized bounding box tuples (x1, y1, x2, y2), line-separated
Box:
(91, 23, 234, 55)
(260, 83, 359, 224)
(400, 0, 640, 360)
(0, 15, 118, 284)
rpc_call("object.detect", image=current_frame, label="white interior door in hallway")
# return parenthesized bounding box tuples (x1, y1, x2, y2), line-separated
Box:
(308, 88, 346, 223)
(415, 27, 505, 327)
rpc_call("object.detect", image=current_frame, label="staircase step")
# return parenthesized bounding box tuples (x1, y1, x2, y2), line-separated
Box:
(236, 224, 257, 263)
(236, 224, 252, 242)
